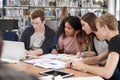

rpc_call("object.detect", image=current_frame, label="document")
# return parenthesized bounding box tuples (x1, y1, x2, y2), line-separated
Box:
(24, 54, 66, 69)
(1, 58, 19, 64)
(24, 54, 82, 69)
(39, 76, 104, 80)
(63, 76, 104, 80)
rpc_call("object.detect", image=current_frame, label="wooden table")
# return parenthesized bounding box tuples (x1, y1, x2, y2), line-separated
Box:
(5, 62, 95, 78)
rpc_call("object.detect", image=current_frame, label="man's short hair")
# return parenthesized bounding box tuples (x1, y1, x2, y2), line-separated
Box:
(96, 13, 118, 31)
(30, 9, 45, 22)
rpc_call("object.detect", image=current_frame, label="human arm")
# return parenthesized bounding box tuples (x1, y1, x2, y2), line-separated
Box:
(78, 51, 96, 58)
(20, 27, 34, 50)
(82, 50, 108, 65)
(25, 49, 43, 56)
(74, 30, 80, 52)
(40, 26, 55, 54)
(71, 52, 119, 79)
(58, 35, 64, 53)
(50, 34, 59, 54)
(67, 49, 108, 67)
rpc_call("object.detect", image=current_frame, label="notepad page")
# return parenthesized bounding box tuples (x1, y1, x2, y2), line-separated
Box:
(63, 76, 104, 80)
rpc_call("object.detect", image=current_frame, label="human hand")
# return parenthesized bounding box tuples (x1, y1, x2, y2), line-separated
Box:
(66, 60, 74, 68)
(25, 50, 35, 55)
(51, 49, 58, 54)
(76, 52, 82, 58)
(70, 60, 86, 72)
(74, 30, 80, 36)
(81, 51, 96, 58)
(25, 49, 43, 56)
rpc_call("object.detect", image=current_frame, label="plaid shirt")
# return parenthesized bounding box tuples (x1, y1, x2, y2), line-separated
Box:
(0, 62, 39, 80)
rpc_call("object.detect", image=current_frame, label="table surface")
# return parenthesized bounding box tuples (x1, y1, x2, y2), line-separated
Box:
(5, 62, 96, 78)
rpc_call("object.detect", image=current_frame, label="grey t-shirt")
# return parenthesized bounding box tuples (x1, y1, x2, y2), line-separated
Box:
(30, 33, 45, 50)
(94, 37, 108, 55)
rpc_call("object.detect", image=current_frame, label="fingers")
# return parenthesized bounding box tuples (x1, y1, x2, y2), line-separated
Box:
(51, 49, 58, 54)
(66, 61, 73, 67)
(76, 52, 81, 58)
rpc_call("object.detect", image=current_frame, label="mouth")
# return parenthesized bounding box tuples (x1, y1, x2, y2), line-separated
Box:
(65, 32, 69, 36)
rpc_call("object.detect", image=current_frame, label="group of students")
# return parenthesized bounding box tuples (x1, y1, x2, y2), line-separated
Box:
(20, 9, 120, 80)
(0, 8, 120, 80)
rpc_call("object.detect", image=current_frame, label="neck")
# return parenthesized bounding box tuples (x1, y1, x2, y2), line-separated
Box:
(107, 30, 119, 41)
(35, 25, 45, 35)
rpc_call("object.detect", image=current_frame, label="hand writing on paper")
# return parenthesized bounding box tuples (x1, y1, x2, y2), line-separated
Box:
(66, 60, 74, 68)
(70, 60, 87, 72)
(66, 59, 87, 72)
(76, 51, 88, 58)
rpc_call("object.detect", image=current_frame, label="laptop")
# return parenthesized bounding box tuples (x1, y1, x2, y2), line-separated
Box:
(1, 40, 26, 60)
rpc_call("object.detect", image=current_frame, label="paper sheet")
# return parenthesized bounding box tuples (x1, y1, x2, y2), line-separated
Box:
(24, 54, 66, 69)
(63, 76, 104, 80)
(1, 58, 19, 64)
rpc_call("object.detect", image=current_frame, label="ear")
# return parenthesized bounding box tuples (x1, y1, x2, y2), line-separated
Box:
(104, 24, 108, 31)
(43, 20, 46, 24)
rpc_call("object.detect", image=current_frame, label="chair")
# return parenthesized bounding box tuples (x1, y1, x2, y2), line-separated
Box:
(3, 32, 19, 41)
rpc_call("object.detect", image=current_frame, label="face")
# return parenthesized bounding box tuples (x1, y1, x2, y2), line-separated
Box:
(81, 20, 92, 34)
(65, 22, 76, 37)
(94, 22, 106, 41)
(31, 17, 45, 32)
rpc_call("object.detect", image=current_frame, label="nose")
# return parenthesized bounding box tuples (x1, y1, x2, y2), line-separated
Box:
(33, 24, 37, 29)
(82, 27, 84, 30)
(65, 27, 68, 32)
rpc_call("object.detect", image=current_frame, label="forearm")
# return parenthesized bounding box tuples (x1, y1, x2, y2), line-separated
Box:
(34, 49, 43, 56)
(82, 50, 108, 65)
(82, 56, 99, 65)
(82, 51, 96, 58)
(82, 64, 110, 79)
(26, 49, 43, 56)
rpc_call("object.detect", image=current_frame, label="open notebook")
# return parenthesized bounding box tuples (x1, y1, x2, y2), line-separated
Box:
(1, 40, 26, 61)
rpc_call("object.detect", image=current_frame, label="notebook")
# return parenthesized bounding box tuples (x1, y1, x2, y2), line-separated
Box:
(1, 40, 26, 60)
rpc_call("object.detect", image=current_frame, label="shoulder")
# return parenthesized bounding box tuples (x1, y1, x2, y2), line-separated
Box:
(109, 34, 120, 45)
(22, 27, 34, 36)
(25, 26, 34, 31)
(45, 25, 54, 31)
(45, 25, 55, 34)
(22, 27, 34, 34)
(58, 35, 64, 41)
(59, 35, 64, 38)
(108, 34, 120, 53)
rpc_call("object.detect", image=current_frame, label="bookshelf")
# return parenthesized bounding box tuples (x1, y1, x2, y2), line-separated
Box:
(1, 0, 108, 33)
(29, 0, 108, 19)
(0, 0, 3, 19)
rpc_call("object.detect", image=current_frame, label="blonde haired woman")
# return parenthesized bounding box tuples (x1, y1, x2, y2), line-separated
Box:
(60, 6, 68, 21)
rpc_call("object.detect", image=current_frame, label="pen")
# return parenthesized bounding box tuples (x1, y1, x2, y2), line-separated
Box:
(70, 62, 72, 67)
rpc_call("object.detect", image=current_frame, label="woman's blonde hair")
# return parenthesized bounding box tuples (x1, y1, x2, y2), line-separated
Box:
(60, 6, 68, 20)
